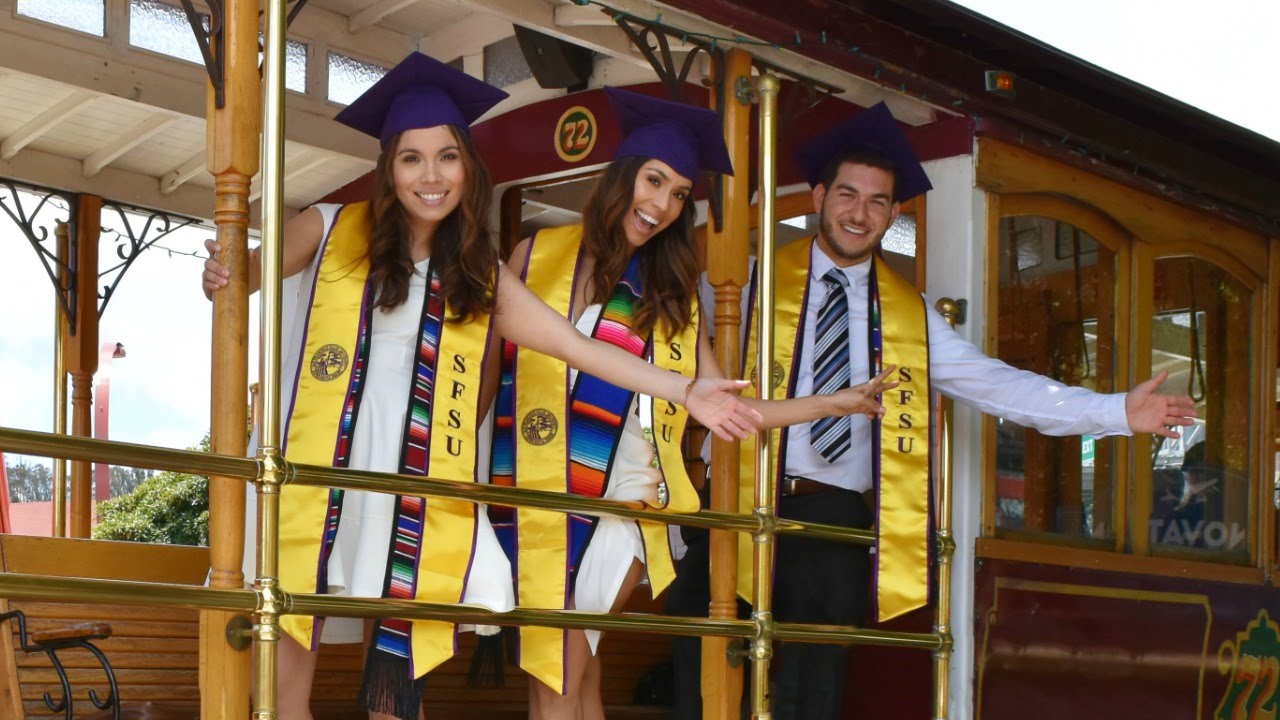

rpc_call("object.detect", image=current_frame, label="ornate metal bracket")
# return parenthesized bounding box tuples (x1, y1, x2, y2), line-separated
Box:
(180, 0, 310, 108)
(179, 0, 225, 108)
(286, 0, 311, 28)
(97, 202, 201, 319)
(0, 180, 78, 333)
(613, 13, 728, 232)
(0, 610, 121, 720)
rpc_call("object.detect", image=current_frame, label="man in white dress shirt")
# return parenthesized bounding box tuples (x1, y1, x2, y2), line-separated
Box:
(668, 103, 1196, 720)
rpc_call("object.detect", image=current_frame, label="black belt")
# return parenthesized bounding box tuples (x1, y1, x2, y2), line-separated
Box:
(781, 475, 855, 497)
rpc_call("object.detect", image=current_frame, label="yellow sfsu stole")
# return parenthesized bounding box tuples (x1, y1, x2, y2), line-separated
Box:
(278, 202, 490, 677)
(737, 238, 932, 622)
(507, 224, 700, 692)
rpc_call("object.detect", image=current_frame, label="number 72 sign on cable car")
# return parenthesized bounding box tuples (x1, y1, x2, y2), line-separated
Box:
(555, 106, 598, 163)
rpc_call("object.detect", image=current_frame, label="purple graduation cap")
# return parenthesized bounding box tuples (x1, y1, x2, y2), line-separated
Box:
(793, 102, 932, 202)
(605, 87, 734, 179)
(333, 52, 509, 146)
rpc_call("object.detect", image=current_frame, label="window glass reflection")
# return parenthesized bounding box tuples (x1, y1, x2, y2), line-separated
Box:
(17, 0, 104, 36)
(994, 216, 1117, 541)
(1149, 257, 1252, 557)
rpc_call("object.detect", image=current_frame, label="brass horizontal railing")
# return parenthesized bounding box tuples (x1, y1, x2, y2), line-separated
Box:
(0, 572, 942, 649)
(0, 426, 874, 545)
(0, 422, 944, 653)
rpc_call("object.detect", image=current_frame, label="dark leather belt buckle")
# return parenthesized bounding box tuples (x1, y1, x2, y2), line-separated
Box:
(781, 476, 834, 497)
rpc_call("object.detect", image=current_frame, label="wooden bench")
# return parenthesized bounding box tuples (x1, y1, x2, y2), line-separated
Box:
(0, 535, 208, 719)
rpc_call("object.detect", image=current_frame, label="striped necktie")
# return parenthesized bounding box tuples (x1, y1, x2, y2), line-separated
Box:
(810, 268, 852, 463)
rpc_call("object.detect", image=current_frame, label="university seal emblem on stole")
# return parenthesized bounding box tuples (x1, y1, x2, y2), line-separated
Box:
(750, 361, 786, 391)
(309, 344, 349, 382)
(521, 408, 558, 445)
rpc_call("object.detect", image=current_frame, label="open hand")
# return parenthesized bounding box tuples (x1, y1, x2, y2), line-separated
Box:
(1125, 370, 1197, 438)
(685, 378, 763, 441)
(828, 365, 900, 420)
(201, 238, 230, 299)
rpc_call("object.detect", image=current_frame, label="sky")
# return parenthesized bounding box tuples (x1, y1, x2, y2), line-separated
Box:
(951, 0, 1280, 142)
(2, 0, 1278, 473)
(0, 206, 258, 459)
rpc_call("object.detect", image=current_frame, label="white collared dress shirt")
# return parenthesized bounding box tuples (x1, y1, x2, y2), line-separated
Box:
(700, 240, 1132, 493)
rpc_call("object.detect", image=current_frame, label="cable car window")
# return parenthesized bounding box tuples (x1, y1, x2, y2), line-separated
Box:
(328, 52, 388, 105)
(994, 216, 1118, 543)
(1148, 257, 1253, 559)
(17, 0, 104, 36)
(285, 41, 308, 94)
(130, 0, 205, 63)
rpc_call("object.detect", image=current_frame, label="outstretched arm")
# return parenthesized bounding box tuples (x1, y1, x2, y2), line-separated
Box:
(492, 264, 761, 441)
(1125, 370, 1198, 438)
(693, 319, 897, 429)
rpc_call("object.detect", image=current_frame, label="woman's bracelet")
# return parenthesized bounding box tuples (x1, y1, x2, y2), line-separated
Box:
(682, 378, 697, 407)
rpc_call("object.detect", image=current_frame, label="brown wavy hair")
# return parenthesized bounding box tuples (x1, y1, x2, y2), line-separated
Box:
(580, 156, 698, 340)
(366, 126, 497, 322)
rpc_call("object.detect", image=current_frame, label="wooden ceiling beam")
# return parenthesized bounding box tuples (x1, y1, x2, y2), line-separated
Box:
(160, 151, 208, 195)
(348, 0, 419, 34)
(418, 11, 514, 63)
(1, 90, 97, 161)
(82, 113, 180, 178)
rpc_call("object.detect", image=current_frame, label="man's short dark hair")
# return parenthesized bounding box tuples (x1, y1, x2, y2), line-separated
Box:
(818, 146, 899, 199)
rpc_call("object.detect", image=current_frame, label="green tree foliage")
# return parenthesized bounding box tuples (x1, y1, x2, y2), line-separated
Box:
(3, 460, 154, 503)
(110, 466, 153, 497)
(92, 436, 210, 546)
(4, 458, 53, 502)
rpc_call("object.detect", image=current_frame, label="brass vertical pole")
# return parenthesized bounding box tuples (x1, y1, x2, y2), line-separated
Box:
(749, 72, 781, 720)
(703, 47, 753, 720)
(932, 299, 960, 720)
(252, 0, 289, 718)
(52, 222, 70, 538)
(202, 0, 260, 714)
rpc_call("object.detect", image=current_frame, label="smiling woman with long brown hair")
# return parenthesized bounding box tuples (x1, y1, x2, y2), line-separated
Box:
(202, 56, 764, 720)
(491, 88, 897, 720)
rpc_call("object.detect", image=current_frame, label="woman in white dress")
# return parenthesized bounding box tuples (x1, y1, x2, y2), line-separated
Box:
(202, 56, 761, 720)
(492, 88, 897, 720)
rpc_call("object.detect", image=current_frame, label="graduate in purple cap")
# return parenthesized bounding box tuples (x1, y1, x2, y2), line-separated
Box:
(664, 102, 1196, 720)
(202, 55, 772, 720)
(489, 87, 897, 720)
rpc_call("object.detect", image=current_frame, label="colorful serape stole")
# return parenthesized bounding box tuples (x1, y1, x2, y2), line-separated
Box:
(489, 336, 517, 559)
(564, 254, 647, 566)
(359, 267, 445, 719)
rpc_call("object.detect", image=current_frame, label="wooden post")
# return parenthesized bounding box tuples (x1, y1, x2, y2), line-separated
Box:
(201, 0, 260, 716)
(66, 195, 102, 539)
(702, 48, 753, 720)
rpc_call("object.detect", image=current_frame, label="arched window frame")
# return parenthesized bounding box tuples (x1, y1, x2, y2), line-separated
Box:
(977, 137, 1277, 583)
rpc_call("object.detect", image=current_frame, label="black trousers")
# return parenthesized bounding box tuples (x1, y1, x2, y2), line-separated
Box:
(667, 486, 872, 720)
(772, 488, 873, 720)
